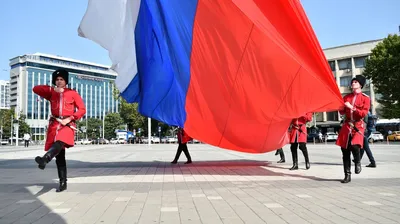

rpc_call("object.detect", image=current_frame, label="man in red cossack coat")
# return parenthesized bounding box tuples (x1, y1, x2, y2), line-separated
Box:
(289, 112, 313, 170)
(171, 127, 193, 164)
(33, 69, 86, 192)
(336, 75, 370, 183)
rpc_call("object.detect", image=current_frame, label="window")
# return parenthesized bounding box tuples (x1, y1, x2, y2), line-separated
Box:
(340, 76, 352, 87)
(354, 56, 367, 68)
(328, 61, 335, 71)
(338, 59, 351, 70)
(327, 111, 339, 121)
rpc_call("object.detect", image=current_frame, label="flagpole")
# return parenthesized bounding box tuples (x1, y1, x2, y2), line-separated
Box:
(102, 111, 105, 139)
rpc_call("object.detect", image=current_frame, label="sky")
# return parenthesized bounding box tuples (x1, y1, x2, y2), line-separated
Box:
(0, 0, 399, 80)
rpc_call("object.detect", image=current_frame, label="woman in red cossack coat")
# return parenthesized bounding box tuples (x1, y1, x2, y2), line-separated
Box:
(33, 69, 86, 192)
(171, 127, 193, 164)
(289, 112, 313, 170)
(336, 75, 370, 183)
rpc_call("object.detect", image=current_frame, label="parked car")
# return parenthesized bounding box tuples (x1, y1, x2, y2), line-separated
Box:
(92, 138, 109, 144)
(324, 132, 338, 142)
(79, 139, 92, 145)
(110, 138, 118, 144)
(368, 131, 384, 143)
(1, 139, 9, 145)
(117, 138, 126, 144)
(387, 131, 400, 141)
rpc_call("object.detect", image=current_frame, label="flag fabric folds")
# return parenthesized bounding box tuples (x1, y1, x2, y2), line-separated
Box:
(78, 0, 343, 153)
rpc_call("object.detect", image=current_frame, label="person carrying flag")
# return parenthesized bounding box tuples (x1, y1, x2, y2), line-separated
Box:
(336, 75, 370, 183)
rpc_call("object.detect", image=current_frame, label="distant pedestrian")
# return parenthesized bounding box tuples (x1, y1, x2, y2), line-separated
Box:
(23, 133, 31, 147)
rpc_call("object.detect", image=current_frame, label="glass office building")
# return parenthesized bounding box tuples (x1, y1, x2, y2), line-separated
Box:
(9, 53, 118, 139)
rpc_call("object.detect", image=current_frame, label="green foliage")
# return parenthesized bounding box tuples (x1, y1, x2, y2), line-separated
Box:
(104, 113, 124, 139)
(364, 34, 400, 118)
(76, 118, 102, 139)
(0, 109, 14, 138)
(18, 114, 31, 137)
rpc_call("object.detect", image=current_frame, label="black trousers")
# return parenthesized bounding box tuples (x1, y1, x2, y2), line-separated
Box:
(55, 147, 66, 167)
(341, 137, 361, 175)
(24, 140, 29, 147)
(173, 143, 192, 161)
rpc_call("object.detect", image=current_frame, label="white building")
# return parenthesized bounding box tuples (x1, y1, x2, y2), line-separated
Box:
(0, 80, 10, 110)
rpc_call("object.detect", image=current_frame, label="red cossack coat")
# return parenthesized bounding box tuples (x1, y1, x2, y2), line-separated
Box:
(33, 85, 86, 151)
(289, 113, 313, 143)
(177, 129, 192, 144)
(336, 92, 370, 149)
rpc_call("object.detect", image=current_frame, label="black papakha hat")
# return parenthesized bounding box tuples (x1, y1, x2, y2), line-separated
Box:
(351, 75, 366, 89)
(52, 69, 69, 85)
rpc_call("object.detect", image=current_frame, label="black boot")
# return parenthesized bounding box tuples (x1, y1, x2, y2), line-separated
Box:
(182, 144, 192, 164)
(341, 173, 351, 183)
(366, 162, 376, 168)
(275, 150, 279, 156)
(352, 147, 362, 174)
(56, 166, 67, 192)
(341, 154, 351, 183)
(300, 146, 310, 170)
(289, 147, 298, 170)
(35, 145, 62, 170)
(277, 149, 285, 163)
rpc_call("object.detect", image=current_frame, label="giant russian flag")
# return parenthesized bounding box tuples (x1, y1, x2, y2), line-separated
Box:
(78, 0, 343, 153)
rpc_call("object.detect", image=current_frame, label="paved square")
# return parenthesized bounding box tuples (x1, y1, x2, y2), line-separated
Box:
(0, 142, 399, 223)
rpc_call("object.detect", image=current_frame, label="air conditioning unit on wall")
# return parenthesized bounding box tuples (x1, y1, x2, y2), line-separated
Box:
(346, 68, 351, 73)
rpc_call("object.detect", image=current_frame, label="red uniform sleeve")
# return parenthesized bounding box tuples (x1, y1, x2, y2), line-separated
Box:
(71, 91, 86, 120)
(353, 95, 370, 120)
(32, 85, 53, 101)
(305, 112, 313, 122)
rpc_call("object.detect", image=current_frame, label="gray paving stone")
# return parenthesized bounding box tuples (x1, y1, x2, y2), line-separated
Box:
(0, 143, 400, 224)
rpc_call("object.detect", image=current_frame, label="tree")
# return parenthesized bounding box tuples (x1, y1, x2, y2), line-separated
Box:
(18, 114, 31, 138)
(76, 118, 102, 139)
(363, 34, 400, 118)
(0, 109, 14, 138)
(112, 83, 146, 131)
(104, 113, 124, 139)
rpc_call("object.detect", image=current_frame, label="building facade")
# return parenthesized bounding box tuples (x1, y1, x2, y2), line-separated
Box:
(9, 53, 119, 139)
(316, 39, 382, 132)
(0, 80, 10, 110)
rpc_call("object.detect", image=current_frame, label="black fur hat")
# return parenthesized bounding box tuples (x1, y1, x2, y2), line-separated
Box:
(52, 69, 69, 85)
(351, 75, 366, 89)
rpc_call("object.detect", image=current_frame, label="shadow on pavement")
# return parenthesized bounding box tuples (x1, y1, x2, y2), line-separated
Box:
(0, 158, 342, 183)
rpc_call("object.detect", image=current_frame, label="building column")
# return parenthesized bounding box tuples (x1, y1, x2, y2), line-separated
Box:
(335, 60, 340, 85)
(370, 82, 376, 115)
(323, 112, 327, 122)
(351, 57, 356, 78)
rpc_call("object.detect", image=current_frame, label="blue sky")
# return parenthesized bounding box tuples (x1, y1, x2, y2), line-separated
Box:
(0, 0, 399, 80)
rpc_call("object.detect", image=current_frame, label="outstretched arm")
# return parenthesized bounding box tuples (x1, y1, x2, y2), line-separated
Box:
(32, 85, 53, 101)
